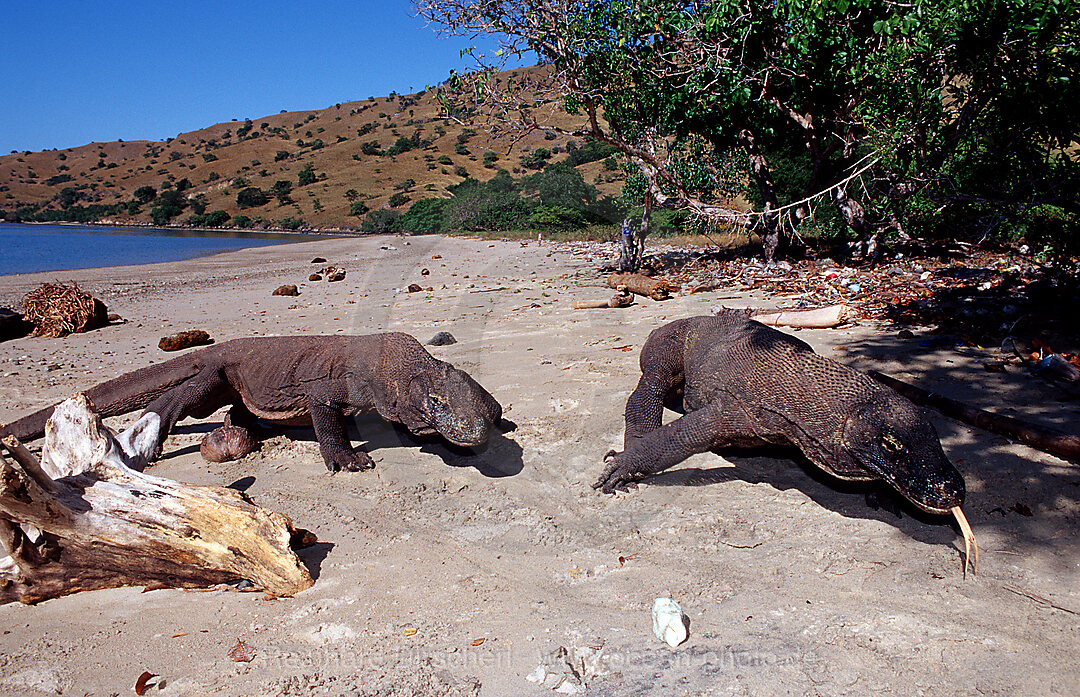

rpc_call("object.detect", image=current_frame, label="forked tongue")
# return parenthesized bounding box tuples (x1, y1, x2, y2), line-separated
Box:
(951, 506, 979, 577)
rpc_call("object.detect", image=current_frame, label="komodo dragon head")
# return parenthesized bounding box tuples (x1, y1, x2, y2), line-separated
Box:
(402, 362, 503, 447)
(836, 391, 965, 515)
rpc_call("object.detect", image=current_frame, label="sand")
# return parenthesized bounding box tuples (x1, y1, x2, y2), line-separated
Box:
(0, 234, 1077, 697)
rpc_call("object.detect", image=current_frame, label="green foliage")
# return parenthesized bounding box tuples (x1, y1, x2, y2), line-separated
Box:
(388, 191, 411, 208)
(483, 151, 498, 168)
(57, 187, 81, 208)
(361, 140, 383, 156)
(453, 165, 469, 178)
(361, 208, 403, 233)
(349, 201, 370, 217)
(278, 216, 304, 230)
(150, 189, 186, 225)
(202, 152, 218, 162)
(274, 150, 292, 162)
(46, 174, 73, 186)
(563, 139, 617, 167)
(401, 198, 449, 233)
(236, 187, 270, 208)
(394, 178, 416, 191)
(231, 214, 252, 227)
(437, 155, 453, 165)
(297, 164, 316, 186)
(271, 180, 293, 204)
(133, 185, 156, 203)
(521, 148, 552, 170)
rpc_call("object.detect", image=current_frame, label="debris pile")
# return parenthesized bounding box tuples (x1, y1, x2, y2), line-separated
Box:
(21, 282, 109, 338)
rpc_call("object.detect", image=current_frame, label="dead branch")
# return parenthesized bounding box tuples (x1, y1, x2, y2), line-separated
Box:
(750, 304, 858, 329)
(870, 371, 1080, 462)
(0, 395, 314, 604)
(572, 286, 635, 309)
(608, 273, 679, 301)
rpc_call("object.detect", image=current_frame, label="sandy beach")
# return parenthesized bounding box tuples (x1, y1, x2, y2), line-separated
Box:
(0, 234, 1077, 697)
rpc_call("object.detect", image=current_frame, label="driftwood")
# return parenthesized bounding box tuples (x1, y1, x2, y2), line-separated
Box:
(0, 395, 314, 604)
(750, 305, 857, 329)
(572, 286, 635, 310)
(607, 272, 679, 301)
(870, 371, 1080, 462)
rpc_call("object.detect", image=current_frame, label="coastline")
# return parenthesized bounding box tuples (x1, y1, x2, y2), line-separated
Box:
(0, 235, 1075, 696)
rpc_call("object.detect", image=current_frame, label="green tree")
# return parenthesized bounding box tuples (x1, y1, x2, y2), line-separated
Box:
(297, 164, 316, 186)
(133, 185, 156, 204)
(361, 209, 403, 233)
(388, 192, 411, 208)
(401, 198, 449, 233)
(150, 189, 186, 225)
(349, 201, 370, 217)
(237, 187, 270, 208)
(271, 180, 294, 204)
(416, 0, 1080, 261)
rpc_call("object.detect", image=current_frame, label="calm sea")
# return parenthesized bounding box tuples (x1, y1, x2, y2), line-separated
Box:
(0, 223, 309, 276)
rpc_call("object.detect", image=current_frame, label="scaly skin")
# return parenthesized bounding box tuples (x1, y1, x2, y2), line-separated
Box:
(594, 314, 966, 514)
(4, 333, 502, 472)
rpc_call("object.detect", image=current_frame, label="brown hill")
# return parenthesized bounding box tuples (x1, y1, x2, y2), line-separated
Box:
(0, 69, 625, 230)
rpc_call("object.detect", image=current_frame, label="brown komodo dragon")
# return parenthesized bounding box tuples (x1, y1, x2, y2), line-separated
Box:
(3, 333, 503, 472)
(593, 313, 978, 570)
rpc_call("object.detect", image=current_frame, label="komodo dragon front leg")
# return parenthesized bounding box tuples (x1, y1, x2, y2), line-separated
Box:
(137, 371, 235, 462)
(307, 399, 375, 472)
(595, 401, 733, 493)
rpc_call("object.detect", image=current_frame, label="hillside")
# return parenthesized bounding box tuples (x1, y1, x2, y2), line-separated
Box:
(0, 69, 626, 230)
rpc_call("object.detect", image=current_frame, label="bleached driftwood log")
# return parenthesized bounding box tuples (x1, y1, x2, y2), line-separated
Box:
(0, 395, 314, 604)
(711, 304, 857, 329)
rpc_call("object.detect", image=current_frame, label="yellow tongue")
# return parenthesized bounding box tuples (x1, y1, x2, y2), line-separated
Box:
(951, 506, 979, 577)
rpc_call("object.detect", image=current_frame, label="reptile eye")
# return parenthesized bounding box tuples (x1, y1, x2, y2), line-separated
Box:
(882, 433, 904, 455)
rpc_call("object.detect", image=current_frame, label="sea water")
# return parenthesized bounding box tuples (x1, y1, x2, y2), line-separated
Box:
(0, 223, 309, 275)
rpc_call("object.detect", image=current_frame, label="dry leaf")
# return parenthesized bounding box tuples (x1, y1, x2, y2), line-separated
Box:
(171, 632, 187, 638)
(134, 671, 156, 695)
(228, 639, 255, 663)
(403, 627, 418, 636)
(470, 638, 486, 646)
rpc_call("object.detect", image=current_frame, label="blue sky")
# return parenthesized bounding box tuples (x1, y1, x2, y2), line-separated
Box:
(2, 0, 517, 154)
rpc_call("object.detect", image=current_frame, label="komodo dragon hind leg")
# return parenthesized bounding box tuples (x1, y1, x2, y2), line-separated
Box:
(308, 400, 375, 472)
(596, 401, 729, 493)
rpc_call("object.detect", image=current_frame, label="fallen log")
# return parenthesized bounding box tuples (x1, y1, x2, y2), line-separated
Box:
(607, 273, 679, 301)
(870, 371, 1080, 462)
(0, 395, 314, 604)
(572, 286, 635, 310)
(751, 304, 857, 329)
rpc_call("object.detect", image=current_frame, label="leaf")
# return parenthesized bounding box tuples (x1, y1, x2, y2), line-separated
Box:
(134, 672, 156, 695)
(471, 637, 486, 646)
(228, 639, 255, 663)
(403, 627, 418, 636)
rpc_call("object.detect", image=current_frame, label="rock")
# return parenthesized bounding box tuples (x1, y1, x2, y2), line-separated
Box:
(158, 330, 213, 352)
(652, 597, 689, 647)
(200, 425, 257, 463)
(273, 285, 299, 296)
(326, 271, 346, 282)
(407, 283, 423, 293)
(0, 308, 32, 342)
(309, 273, 322, 282)
(426, 331, 457, 346)
(311, 257, 327, 263)
(421, 268, 430, 276)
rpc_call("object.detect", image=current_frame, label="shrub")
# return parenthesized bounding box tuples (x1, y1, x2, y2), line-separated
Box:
(388, 192, 411, 208)
(361, 209, 402, 233)
(401, 198, 448, 234)
(454, 165, 469, 178)
(297, 164, 316, 186)
(236, 187, 269, 208)
(349, 201, 370, 217)
(274, 150, 291, 162)
(437, 155, 453, 165)
(133, 185, 156, 203)
(278, 216, 304, 230)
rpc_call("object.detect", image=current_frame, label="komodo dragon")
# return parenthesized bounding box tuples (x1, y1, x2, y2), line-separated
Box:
(593, 313, 978, 571)
(3, 333, 503, 472)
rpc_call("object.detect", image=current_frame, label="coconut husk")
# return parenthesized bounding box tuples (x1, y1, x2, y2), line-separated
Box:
(21, 283, 108, 338)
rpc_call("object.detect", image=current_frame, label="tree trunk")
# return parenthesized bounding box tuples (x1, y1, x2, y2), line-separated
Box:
(0, 395, 315, 605)
(737, 128, 781, 262)
(617, 194, 652, 272)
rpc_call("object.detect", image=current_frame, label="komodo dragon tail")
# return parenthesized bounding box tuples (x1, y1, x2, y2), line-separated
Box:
(1, 353, 204, 443)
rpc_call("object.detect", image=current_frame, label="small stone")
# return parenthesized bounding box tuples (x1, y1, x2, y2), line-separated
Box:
(407, 283, 423, 293)
(311, 257, 327, 263)
(426, 331, 456, 346)
(272, 285, 299, 296)
(309, 273, 322, 282)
